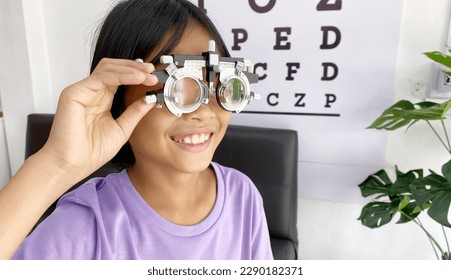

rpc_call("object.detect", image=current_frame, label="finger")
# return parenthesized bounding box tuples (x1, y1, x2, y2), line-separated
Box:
(92, 58, 156, 85)
(141, 72, 159, 86)
(84, 67, 157, 93)
(133, 59, 158, 86)
(133, 58, 156, 73)
(115, 96, 156, 141)
(96, 58, 156, 76)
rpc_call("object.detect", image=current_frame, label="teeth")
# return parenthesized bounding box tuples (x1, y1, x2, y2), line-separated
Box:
(192, 134, 200, 144)
(175, 134, 210, 145)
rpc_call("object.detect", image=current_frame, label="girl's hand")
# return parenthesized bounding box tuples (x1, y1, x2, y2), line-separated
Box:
(39, 58, 157, 183)
(0, 58, 158, 259)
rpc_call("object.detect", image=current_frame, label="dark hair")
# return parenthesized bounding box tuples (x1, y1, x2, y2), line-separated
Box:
(90, 0, 230, 167)
(91, 0, 230, 119)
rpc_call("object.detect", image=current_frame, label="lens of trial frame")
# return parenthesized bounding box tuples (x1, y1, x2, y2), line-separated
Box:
(218, 78, 245, 108)
(170, 77, 202, 109)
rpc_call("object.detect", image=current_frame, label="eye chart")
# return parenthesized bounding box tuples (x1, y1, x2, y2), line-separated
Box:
(193, 0, 403, 202)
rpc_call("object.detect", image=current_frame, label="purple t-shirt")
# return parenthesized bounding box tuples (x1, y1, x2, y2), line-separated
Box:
(13, 162, 273, 260)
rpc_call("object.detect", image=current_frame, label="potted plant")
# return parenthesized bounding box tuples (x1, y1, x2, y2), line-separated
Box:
(357, 49, 451, 260)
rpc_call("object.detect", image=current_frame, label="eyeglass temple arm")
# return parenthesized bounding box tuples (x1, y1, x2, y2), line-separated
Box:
(153, 71, 169, 84)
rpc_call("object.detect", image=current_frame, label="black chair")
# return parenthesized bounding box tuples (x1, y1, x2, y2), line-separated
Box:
(25, 113, 299, 259)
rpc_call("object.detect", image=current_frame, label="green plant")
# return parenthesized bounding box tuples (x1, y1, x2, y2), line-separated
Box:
(357, 50, 451, 260)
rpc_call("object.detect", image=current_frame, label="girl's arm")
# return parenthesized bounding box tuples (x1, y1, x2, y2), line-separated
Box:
(0, 58, 157, 259)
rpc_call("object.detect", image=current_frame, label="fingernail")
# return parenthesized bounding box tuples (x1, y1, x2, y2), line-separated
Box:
(144, 95, 157, 104)
(135, 58, 144, 63)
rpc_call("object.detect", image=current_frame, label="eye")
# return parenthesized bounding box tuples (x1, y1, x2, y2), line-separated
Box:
(170, 77, 202, 107)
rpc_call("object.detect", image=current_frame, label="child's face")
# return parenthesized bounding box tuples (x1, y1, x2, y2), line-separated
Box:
(125, 22, 232, 174)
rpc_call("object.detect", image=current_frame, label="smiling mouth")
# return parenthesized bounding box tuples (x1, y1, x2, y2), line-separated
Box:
(171, 133, 212, 145)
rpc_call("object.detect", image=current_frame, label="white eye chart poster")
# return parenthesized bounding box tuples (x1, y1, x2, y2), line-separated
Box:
(192, 0, 404, 203)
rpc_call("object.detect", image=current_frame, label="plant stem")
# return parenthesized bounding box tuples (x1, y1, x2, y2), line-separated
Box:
(443, 225, 450, 253)
(441, 119, 451, 152)
(426, 121, 451, 155)
(426, 233, 440, 260)
(401, 211, 444, 259)
(413, 217, 444, 259)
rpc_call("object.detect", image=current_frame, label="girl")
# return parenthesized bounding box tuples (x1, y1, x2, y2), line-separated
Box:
(0, 0, 272, 259)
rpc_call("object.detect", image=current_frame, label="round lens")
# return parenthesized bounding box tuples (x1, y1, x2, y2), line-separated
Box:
(170, 77, 202, 109)
(218, 78, 245, 108)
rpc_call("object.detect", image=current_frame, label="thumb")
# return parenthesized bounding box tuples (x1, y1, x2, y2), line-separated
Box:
(116, 96, 156, 141)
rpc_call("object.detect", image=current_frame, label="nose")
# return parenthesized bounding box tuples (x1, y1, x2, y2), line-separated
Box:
(185, 98, 216, 121)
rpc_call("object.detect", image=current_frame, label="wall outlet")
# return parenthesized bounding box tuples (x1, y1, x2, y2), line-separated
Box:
(412, 79, 426, 97)
(437, 72, 451, 92)
(426, 63, 451, 99)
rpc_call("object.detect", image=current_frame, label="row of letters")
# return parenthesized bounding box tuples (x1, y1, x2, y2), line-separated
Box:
(265, 93, 337, 108)
(198, 0, 344, 111)
(197, 0, 342, 13)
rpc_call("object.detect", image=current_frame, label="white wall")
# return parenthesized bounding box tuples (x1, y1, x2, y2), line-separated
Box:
(0, 0, 450, 259)
(298, 0, 451, 259)
(0, 95, 10, 187)
(0, 118, 11, 189)
(0, 0, 110, 174)
(0, 0, 36, 174)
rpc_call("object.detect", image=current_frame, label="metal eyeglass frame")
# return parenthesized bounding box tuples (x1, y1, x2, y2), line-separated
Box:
(147, 40, 260, 117)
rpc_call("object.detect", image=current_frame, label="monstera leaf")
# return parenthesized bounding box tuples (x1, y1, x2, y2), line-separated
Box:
(358, 168, 424, 228)
(358, 169, 393, 197)
(357, 50, 451, 259)
(358, 201, 398, 228)
(358, 168, 422, 197)
(396, 195, 423, 224)
(410, 159, 451, 228)
(367, 100, 451, 131)
(424, 51, 451, 76)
